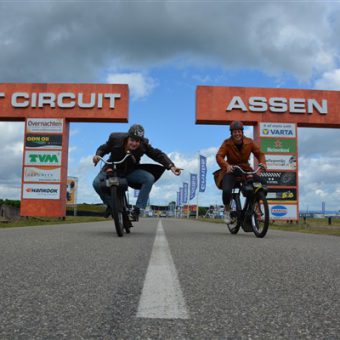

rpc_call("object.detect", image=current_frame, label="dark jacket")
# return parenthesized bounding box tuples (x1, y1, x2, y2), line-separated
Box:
(95, 132, 174, 182)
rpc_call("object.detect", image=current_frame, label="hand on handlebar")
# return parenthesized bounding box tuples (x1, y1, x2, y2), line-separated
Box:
(226, 164, 234, 173)
(258, 163, 267, 174)
(93, 155, 101, 166)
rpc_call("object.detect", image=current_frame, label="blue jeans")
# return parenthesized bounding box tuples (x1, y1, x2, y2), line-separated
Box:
(92, 169, 155, 210)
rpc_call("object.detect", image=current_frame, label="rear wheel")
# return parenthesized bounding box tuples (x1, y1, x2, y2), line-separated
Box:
(110, 186, 124, 237)
(251, 192, 269, 238)
(227, 195, 241, 234)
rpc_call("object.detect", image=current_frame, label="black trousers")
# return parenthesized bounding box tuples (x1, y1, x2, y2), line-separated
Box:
(221, 173, 237, 206)
(221, 172, 263, 206)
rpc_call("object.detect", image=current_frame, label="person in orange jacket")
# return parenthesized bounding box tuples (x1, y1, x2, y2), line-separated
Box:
(215, 121, 267, 224)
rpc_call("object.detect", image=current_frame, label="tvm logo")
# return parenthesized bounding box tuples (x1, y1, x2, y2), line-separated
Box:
(29, 154, 59, 164)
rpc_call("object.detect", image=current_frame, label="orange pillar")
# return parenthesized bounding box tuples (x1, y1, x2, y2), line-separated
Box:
(20, 118, 69, 218)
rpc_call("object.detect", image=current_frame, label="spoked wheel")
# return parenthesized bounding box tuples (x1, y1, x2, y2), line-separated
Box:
(110, 186, 124, 237)
(251, 192, 269, 238)
(227, 197, 241, 234)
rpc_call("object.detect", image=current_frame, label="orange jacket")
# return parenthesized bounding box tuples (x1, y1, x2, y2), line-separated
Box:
(214, 136, 266, 188)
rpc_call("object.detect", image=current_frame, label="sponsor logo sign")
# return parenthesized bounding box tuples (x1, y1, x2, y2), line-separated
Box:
(261, 138, 296, 153)
(66, 177, 78, 205)
(260, 123, 296, 138)
(24, 166, 61, 183)
(23, 183, 60, 200)
(26, 118, 63, 133)
(260, 171, 297, 186)
(24, 150, 62, 166)
(267, 188, 297, 201)
(269, 204, 297, 219)
(25, 134, 62, 149)
(265, 155, 297, 171)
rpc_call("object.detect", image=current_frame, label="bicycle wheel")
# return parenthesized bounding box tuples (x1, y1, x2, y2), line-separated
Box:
(122, 193, 131, 234)
(228, 195, 241, 234)
(251, 191, 269, 238)
(110, 186, 124, 237)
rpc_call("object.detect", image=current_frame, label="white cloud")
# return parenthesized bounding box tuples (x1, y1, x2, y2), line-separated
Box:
(0, 122, 24, 199)
(314, 69, 340, 90)
(0, 2, 337, 82)
(106, 72, 157, 100)
(298, 155, 340, 211)
(135, 147, 221, 207)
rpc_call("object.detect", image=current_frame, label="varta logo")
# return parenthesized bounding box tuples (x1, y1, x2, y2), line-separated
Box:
(271, 129, 293, 136)
(263, 129, 293, 136)
(29, 154, 59, 163)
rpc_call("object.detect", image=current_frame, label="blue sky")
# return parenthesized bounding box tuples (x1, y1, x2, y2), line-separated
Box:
(1, 1, 340, 211)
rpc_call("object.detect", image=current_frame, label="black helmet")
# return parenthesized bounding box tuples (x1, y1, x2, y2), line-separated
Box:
(230, 120, 244, 131)
(128, 124, 145, 140)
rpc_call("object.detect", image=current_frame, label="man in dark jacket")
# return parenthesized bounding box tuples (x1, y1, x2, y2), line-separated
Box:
(93, 124, 182, 220)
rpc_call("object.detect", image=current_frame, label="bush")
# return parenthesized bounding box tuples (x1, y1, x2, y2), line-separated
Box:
(0, 199, 21, 208)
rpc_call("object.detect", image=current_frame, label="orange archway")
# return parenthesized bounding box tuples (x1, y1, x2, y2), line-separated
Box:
(196, 86, 340, 220)
(0, 83, 129, 217)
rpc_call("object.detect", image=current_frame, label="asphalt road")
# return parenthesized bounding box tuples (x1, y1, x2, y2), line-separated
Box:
(0, 218, 339, 339)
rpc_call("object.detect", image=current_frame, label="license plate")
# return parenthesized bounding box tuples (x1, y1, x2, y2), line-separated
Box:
(106, 177, 119, 186)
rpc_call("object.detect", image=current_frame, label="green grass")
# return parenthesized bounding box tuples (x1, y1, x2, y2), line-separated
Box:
(197, 217, 340, 236)
(0, 216, 107, 228)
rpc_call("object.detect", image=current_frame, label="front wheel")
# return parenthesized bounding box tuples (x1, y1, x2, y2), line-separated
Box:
(228, 195, 241, 234)
(251, 192, 269, 238)
(110, 186, 124, 237)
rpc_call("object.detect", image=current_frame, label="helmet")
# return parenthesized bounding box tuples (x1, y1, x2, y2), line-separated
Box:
(128, 124, 145, 140)
(229, 120, 244, 131)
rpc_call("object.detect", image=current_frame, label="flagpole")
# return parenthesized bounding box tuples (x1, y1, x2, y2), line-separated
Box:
(196, 152, 200, 219)
(187, 176, 190, 219)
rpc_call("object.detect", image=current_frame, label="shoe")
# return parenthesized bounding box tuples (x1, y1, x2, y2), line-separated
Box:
(104, 206, 111, 218)
(130, 207, 140, 221)
(224, 211, 231, 224)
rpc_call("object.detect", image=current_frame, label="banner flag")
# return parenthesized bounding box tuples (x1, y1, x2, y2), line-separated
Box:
(190, 173, 198, 200)
(199, 155, 207, 192)
(176, 192, 180, 206)
(183, 182, 188, 204)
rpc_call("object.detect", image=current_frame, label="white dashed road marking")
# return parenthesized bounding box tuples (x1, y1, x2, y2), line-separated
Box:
(136, 220, 189, 319)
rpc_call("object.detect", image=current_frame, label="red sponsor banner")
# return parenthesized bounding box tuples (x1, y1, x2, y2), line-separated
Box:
(196, 86, 340, 127)
(0, 83, 128, 122)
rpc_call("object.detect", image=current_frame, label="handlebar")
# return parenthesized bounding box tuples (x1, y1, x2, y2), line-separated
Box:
(232, 164, 266, 175)
(97, 153, 132, 166)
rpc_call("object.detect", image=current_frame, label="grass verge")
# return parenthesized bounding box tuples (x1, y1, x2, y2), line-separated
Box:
(197, 218, 340, 236)
(0, 216, 107, 228)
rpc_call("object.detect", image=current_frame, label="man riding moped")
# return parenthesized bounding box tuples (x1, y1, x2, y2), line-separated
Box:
(214, 121, 267, 224)
(92, 124, 182, 221)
